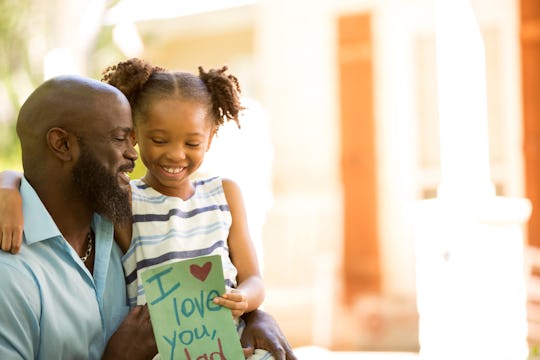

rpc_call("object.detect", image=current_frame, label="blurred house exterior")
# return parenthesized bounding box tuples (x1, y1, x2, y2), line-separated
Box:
(99, 0, 536, 351)
(13, 0, 538, 352)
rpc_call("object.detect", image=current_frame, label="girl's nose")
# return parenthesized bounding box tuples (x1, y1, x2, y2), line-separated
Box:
(166, 144, 186, 161)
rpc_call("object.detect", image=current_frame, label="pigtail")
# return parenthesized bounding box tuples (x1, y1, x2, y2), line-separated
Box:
(101, 58, 165, 107)
(198, 66, 244, 128)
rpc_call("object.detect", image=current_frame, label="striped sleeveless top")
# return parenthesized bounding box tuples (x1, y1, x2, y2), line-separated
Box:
(122, 176, 238, 307)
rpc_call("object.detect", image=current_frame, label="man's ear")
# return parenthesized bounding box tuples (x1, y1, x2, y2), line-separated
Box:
(46, 127, 76, 162)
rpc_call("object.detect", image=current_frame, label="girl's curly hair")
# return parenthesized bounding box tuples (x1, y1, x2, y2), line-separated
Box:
(101, 58, 243, 128)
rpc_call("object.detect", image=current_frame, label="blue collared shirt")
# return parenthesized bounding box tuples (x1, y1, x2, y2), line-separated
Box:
(0, 178, 129, 359)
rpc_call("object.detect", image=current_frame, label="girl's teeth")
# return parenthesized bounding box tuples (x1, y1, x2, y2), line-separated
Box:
(164, 167, 182, 174)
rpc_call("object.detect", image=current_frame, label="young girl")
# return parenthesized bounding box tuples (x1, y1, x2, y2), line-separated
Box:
(102, 59, 265, 316)
(0, 58, 272, 359)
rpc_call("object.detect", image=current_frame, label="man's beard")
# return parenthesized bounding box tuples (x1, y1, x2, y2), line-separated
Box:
(72, 145, 132, 224)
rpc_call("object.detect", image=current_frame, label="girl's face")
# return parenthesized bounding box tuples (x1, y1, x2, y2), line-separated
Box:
(136, 98, 214, 198)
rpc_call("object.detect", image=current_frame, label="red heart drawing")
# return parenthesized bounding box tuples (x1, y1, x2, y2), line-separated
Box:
(190, 262, 212, 282)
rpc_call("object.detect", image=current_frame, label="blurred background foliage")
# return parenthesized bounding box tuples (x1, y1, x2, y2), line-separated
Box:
(0, 0, 34, 170)
(0, 0, 148, 177)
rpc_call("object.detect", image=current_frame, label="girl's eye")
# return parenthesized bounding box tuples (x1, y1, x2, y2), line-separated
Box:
(187, 143, 200, 148)
(152, 138, 166, 144)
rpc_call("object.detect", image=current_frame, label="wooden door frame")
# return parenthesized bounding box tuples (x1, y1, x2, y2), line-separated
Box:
(338, 12, 381, 304)
(521, 0, 540, 247)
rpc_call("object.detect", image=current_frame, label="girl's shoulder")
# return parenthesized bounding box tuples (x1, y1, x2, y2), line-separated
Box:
(192, 176, 234, 204)
(193, 175, 222, 191)
(194, 175, 240, 195)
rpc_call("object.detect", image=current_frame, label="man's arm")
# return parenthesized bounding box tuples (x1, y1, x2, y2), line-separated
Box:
(102, 305, 158, 360)
(240, 309, 297, 360)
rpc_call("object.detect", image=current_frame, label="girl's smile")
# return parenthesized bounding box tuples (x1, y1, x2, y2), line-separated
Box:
(159, 165, 187, 180)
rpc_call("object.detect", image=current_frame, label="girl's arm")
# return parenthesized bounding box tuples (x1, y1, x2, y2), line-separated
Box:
(0, 171, 24, 254)
(114, 221, 133, 254)
(113, 185, 133, 253)
(215, 178, 265, 319)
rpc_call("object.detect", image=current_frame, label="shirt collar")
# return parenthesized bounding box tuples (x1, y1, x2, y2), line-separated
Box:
(21, 178, 115, 250)
(21, 177, 63, 244)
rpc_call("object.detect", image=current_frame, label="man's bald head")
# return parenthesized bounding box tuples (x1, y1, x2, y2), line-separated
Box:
(16, 75, 130, 173)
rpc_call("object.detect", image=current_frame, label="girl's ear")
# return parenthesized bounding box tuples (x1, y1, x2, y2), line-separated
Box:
(46, 127, 77, 162)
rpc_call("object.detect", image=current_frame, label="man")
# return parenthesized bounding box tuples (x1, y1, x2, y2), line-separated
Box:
(0, 75, 296, 359)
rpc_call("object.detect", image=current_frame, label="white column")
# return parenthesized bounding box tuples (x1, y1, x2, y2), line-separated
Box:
(435, 0, 495, 201)
(414, 0, 530, 358)
(414, 198, 530, 359)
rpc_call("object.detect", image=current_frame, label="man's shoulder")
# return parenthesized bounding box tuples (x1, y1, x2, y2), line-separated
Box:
(0, 236, 64, 278)
(0, 250, 39, 288)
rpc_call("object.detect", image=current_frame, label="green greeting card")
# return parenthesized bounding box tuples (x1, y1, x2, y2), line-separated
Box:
(141, 255, 244, 360)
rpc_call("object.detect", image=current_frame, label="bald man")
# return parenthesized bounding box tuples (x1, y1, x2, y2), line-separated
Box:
(0, 75, 297, 360)
(0, 75, 154, 359)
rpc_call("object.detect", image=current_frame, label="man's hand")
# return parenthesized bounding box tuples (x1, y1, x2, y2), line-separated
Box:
(102, 305, 157, 360)
(240, 309, 297, 360)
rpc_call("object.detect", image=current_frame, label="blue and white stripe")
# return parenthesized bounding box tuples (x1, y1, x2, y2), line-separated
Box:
(122, 176, 238, 307)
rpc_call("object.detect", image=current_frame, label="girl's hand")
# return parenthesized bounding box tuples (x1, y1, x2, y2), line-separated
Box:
(213, 289, 248, 319)
(0, 188, 24, 254)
